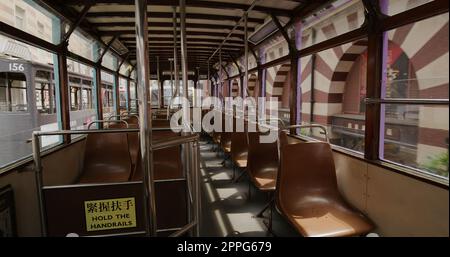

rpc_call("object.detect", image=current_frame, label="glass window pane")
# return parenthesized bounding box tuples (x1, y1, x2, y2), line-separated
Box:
(299, 39, 368, 153)
(101, 70, 115, 119)
(381, 0, 434, 16)
(130, 81, 137, 112)
(119, 77, 127, 111)
(150, 80, 159, 107)
(68, 29, 99, 62)
(119, 63, 132, 76)
(299, 0, 365, 49)
(381, 104, 448, 178)
(68, 59, 96, 130)
(101, 51, 117, 71)
(384, 13, 449, 100)
(265, 62, 292, 126)
(163, 80, 174, 106)
(0, 48, 61, 167)
(0, 0, 63, 44)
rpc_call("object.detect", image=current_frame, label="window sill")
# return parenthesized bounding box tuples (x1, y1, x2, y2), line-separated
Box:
(0, 135, 87, 176)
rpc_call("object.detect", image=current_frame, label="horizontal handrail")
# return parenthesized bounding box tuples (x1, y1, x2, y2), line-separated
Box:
(283, 124, 330, 143)
(168, 221, 197, 237)
(365, 98, 449, 105)
(87, 120, 129, 129)
(153, 134, 199, 151)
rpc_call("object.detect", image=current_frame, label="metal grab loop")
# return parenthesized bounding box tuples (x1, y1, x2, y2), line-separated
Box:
(283, 124, 330, 143)
(255, 118, 287, 131)
(107, 115, 123, 121)
(87, 120, 129, 129)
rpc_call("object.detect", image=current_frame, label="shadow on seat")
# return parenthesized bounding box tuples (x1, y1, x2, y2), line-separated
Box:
(277, 141, 374, 237)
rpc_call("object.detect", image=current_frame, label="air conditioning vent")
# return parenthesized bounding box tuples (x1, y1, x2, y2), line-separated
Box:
(248, 16, 289, 45)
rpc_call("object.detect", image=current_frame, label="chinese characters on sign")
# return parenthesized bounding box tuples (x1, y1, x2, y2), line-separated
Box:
(84, 197, 136, 232)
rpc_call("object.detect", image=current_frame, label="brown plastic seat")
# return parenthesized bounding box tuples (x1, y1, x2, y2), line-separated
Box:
(123, 115, 139, 126)
(220, 115, 232, 154)
(277, 142, 374, 237)
(131, 130, 183, 181)
(109, 121, 140, 173)
(246, 127, 279, 191)
(279, 130, 303, 147)
(78, 132, 132, 183)
(230, 117, 248, 168)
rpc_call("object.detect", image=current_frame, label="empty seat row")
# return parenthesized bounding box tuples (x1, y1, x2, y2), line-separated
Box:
(207, 111, 374, 237)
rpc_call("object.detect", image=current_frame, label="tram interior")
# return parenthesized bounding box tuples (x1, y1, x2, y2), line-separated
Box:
(0, 0, 448, 237)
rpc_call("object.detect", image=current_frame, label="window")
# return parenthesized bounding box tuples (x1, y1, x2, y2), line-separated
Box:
(2, 1, 63, 44)
(381, 0, 435, 16)
(298, 39, 368, 153)
(130, 81, 137, 111)
(265, 62, 292, 125)
(100, 70, 115, 120)
(101, 51, 118, 71)
(68, 59, 96, 130)
(68, 30, 98, 62)
(35, 70, 56, 114)
(150, 80, 160, 107)
(299, 0, 365, 49)
(119, 77, 128, 110)
(15, 6, 25, 31)
(0, 72, 27, 112)
(380, 13, 449, 178)
(163, 80, 174, 106)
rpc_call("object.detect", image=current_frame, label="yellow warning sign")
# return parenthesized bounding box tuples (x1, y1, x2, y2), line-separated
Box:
(84, 197, 137, 232)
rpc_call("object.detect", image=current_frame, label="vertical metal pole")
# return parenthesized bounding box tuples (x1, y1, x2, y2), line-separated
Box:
(219, 49, 222, 100)
(170, 59, 174, 98)
(244, 13, 248, 99)
(114, 73, 120, 117)
(32, 133, 46, 236)
(135, 0, 156, 236)
(173, 6, 179, 99)
(6, 78, 11, 111)
(207, 61, 210, 97)
(57, 48, 72, 139)
(193, 140, 201, 236)
(157, 56, 162, 108)
(95, 66, 103, 125)
(126, 76, 131, 112)
(180, 0, 189, 131)
(49, 82, 54, 114)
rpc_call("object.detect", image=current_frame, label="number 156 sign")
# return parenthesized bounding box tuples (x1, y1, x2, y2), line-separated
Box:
(9, 63, 25, 72)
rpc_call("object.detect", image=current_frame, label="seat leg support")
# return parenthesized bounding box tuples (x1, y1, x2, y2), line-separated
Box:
(233, 169, 246, 183)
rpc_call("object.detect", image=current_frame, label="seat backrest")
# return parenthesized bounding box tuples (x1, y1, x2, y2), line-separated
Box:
(124, 116, 139, 126)
(246, 126, 279, 176)
(131, 130, 183, 181)
(231, 117, 248, 159)
(277, 142, 339, 211)
(108, 121, 140, 169)
(278, 131, 303, 149)
(220, 114, 233, 149)
(82, 132, 132, 182)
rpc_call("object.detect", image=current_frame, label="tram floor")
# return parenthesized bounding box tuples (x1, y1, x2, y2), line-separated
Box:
(198, 138, 298, 237)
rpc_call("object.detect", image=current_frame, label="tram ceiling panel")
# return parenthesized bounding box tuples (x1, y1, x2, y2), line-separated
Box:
(53, 0, 306, 70)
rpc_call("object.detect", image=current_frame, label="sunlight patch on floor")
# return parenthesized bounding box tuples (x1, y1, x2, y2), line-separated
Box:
(226, 212, 265, 234)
